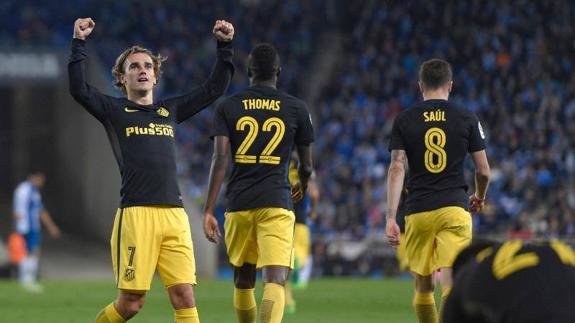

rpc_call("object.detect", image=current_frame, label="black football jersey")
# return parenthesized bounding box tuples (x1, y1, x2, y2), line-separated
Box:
(444, 240, 575, 323)
(211, 85, 314, 211)
(388, 99, 485, 214)
(69, 39, 233, 207)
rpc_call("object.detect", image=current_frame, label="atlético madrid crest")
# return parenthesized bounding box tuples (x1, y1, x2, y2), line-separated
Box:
(157, 107, 169, 117)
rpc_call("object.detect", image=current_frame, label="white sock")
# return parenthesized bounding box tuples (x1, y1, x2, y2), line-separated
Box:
(28, 255, 39, 283)
(299, 256, 313, 284)
(20, 255, 39, 285)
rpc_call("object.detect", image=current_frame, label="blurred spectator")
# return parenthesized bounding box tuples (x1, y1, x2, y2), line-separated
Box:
(12, 172, 60, 292)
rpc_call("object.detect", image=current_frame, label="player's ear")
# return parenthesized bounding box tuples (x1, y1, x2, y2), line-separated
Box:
(418, 81, 424, 93)
(277, 66, 281, 78)
(448, 81, 453, 93)
(247, 67, 253, 78)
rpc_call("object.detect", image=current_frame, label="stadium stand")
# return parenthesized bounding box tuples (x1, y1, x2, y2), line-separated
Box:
(2, 0, 574, 275)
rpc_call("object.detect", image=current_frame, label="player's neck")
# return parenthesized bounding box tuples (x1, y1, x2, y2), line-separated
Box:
(251, 79, 277, 89)
(422, 89, 449, 101)
(127, 90, 154, 105)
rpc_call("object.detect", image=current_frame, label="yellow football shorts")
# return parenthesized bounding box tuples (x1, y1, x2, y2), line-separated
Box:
(111, 206, 196, 291)
(404, 206, 472, 276)
(293, 223, 311, 269)
(224, 207, 295, 269)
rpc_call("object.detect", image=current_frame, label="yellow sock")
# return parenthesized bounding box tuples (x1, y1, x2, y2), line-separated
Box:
(413, 292, 438, 323)
(94, 303, 125, 323)
(175, 307, 200, 323)
(259, 283, 285, 323)
(439, 287, 451, 322)
(234, 288, 256, 323)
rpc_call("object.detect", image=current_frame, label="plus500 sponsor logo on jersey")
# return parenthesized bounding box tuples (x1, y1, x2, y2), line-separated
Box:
(125, 123, 174, 138)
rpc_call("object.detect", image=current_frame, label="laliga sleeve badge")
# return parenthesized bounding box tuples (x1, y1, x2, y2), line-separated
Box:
(157, 107, 169, 118)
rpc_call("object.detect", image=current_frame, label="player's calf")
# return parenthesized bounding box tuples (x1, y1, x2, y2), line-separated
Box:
(167, 284, 200, 323)
(259, 266, 290, 323)
(233, 264, 257, 323)
(414, 274, 438, 323)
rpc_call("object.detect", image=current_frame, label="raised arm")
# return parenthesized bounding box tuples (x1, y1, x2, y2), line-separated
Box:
(68, 18, 110, 121)
(173, 20, 235, 123)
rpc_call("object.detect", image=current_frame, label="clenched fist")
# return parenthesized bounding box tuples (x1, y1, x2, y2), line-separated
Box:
(73, 18, 95, 40)
(213, 20, 234, 42)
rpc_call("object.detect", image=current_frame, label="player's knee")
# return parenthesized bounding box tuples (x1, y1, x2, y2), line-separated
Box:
(168, 284, 196, 309)
(415, 274, 435, 293)
(234, 263, 256, 289)
(124, 300, 144, 318)
(117, 294, 145, 319)
(262, 265, 289, 286)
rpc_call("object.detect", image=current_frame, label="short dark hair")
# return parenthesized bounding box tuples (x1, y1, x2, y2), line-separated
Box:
(248, 43, 280, 81)
(419, 58, 452, 90)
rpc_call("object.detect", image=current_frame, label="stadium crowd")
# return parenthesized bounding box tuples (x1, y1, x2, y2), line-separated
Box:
(313, 0, 575, 241)
(4, 0, 575, 242)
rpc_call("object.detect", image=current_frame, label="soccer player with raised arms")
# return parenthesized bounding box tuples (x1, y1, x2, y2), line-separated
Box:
(68, 17, 234, 323)
(202, 43, 314, 323)
(385, 59, 491, 323)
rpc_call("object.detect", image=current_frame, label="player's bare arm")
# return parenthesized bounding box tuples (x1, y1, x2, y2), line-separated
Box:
(308, 178, 320, 220)
(73, 18, 95, 40)
(40, 210, 61, 238)
(292, 145, 313, 202)
(212, 20, 234, 42)
(202, 135, 231, 244)
(469, 149, 490, 213)
(386, 149, 407, 247)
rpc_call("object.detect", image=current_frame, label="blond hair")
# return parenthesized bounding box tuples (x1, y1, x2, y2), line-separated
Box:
(111, 46, 166, 93)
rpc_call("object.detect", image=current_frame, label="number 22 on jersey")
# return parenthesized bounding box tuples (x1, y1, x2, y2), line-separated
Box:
(235, 116, 285, 165)
(424, 127, 447, 173)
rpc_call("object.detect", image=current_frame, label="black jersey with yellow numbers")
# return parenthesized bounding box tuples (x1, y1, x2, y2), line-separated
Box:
(68, 38, 234, 208)
(388, 99, 486, 214)
(444, 240, 575, 323)
(211, 85, 314, 212)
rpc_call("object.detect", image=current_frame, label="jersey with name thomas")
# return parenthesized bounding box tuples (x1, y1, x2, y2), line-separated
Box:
(212, 85, 314, 212)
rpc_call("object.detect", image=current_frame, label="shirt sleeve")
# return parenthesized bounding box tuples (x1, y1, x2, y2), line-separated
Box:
(294, 103, 314, 146)
(13, 184, 31, 234)
(13, 184, 29, 218)
(388, 114, 406, 151)
(468, 113, 486, 152)
(68, 39, 112, 122)
(210, 100, 230, 139)
(170, 41, 235, 123)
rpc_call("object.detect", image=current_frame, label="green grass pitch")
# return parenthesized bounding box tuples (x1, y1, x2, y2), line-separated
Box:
(0, 278, 420, 322)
